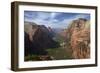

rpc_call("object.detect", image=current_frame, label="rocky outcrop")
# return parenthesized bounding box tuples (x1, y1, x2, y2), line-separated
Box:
(24, 22, 59, 56)
(67, 18, 90, 59)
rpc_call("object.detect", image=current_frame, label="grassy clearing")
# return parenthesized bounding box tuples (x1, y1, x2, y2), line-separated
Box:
(25, 55, 41, 61)
(25, 46, 73, 61)
(46, 47, 73, 60)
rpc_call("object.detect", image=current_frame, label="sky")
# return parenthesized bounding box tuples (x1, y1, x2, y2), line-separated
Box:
(24, 11, 90, 29)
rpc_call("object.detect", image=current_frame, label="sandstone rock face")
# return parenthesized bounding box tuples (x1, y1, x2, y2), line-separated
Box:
(68, 18, 90, 59)
(24, 22, 59, 56)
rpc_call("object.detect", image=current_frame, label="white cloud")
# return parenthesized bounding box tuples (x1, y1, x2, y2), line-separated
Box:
(51, 13, 56, 19)
(25, 12, 90, 29)
(36, 12, 50, 20)
(60, 14, 90, 27)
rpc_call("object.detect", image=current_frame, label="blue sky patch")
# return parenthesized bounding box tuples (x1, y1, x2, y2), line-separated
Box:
(24, 11, 90, 29)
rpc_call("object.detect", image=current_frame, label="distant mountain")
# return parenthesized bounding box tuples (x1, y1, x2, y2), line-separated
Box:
(51, 28, 68, 40)
(52, 28, 64, 34)
(24, 22, 60, 56)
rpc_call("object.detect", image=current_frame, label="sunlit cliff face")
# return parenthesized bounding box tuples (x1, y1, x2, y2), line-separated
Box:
(24, 22, 38, 41)
(69, 18, 90, 59)
(79, 18, 88, 29)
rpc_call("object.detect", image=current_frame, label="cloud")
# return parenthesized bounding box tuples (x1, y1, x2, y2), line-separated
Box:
(36, 12, 50, 20)
(73, 14, 90, 20)
(24, 11, 37, 20)
(24, 11, 90, 29)
(50, 12, 61, 19)
(60, 14, 90, 25)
